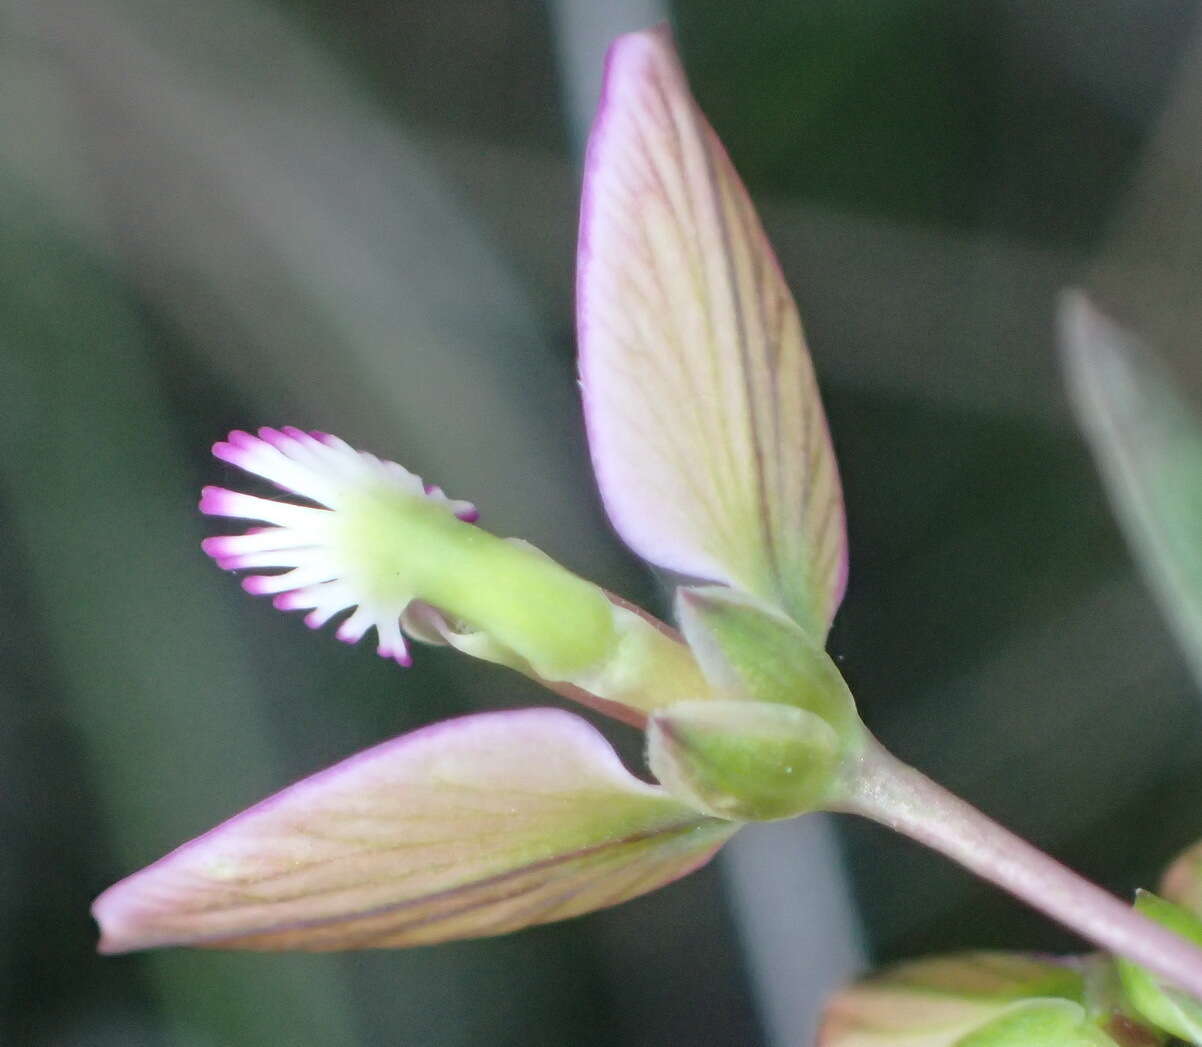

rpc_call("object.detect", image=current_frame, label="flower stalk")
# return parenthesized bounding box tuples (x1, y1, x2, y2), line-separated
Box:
(838, 737, 1202, 1001)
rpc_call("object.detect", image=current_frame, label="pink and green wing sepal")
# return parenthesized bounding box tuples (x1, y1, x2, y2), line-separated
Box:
(92, 707, 736, 952)
(577, 27, 847, 638)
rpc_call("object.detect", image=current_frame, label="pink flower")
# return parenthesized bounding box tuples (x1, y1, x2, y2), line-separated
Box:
(92, 25, 848, 955)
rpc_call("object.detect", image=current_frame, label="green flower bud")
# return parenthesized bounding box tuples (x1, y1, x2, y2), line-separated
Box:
(647, 699, 841, 821)
(676, 585, 864, 752)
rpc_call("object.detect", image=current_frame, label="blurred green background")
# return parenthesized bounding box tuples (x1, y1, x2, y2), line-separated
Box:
(5, 0, 1202, 1044)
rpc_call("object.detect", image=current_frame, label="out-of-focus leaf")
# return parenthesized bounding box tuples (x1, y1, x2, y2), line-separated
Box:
(577, 26, 847, 638)
(1115, 891, 1202, 1044)
(93, 708, 736, 952)
(817, 951, 1118, 1046)
(1060, 292, 1202, 689)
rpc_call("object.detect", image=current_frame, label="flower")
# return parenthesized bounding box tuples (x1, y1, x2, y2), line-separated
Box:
(201, 426, 478, 667)
(91, 24, 855, 955)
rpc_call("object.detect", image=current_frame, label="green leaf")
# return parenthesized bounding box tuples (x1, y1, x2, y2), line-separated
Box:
(1116, 891, 1202, 1044)
(1061, 292, 1202, 689)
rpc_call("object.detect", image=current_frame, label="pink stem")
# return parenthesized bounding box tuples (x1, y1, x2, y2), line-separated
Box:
(836, 737, 1202, 1000)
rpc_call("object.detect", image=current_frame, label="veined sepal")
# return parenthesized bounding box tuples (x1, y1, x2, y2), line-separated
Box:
(91, 707, 739, 953)
(577, 27, 848, 639)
